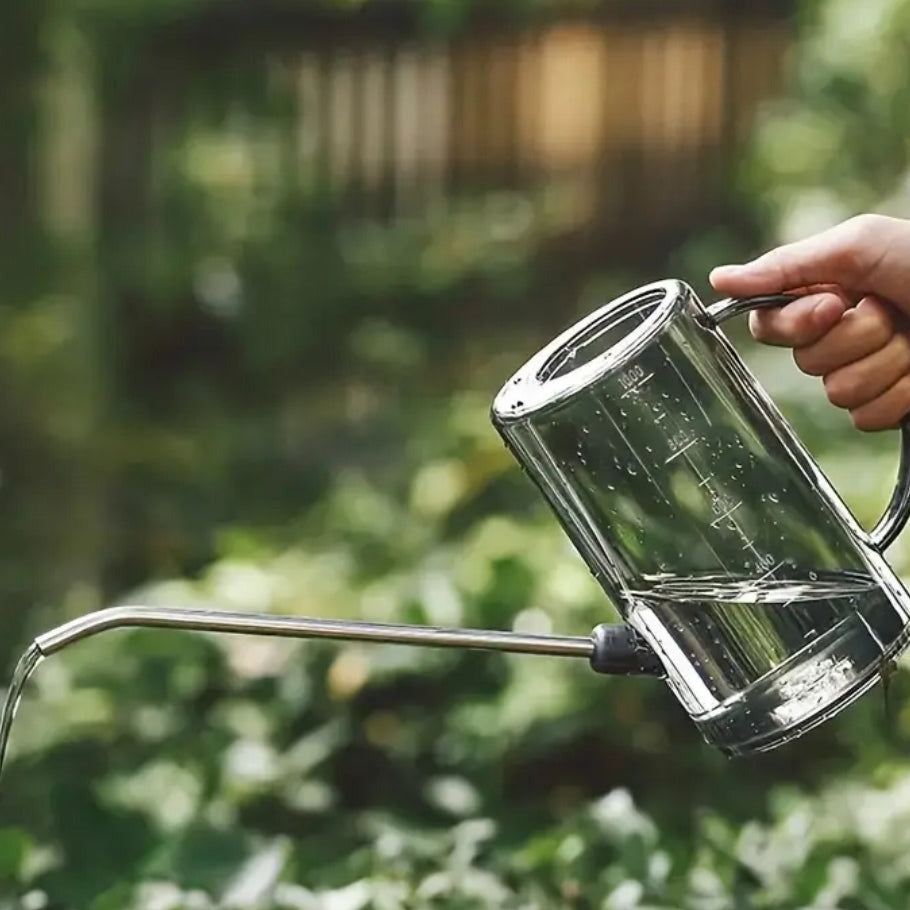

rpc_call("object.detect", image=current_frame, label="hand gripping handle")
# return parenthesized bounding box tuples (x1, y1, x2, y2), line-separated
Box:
(706, 294, 910, 553)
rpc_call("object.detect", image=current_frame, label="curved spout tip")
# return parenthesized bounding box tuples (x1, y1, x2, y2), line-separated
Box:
(0, 643, 45, 783)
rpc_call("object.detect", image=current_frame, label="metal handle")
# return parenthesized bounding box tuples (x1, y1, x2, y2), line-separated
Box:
(706, 294, 910, 553)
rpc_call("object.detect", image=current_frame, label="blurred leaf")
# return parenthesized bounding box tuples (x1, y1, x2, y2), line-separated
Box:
(0, 828, 30, 880)
(143, 824, 252, 894)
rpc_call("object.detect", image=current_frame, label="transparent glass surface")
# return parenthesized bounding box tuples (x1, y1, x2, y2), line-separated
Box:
(494, 282, 910, 755)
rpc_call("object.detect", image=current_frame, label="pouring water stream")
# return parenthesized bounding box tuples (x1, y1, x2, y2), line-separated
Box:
(0, 644, 43, 778)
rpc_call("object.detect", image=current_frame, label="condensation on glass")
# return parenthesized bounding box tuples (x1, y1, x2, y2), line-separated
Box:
(491, 279, 910, 755)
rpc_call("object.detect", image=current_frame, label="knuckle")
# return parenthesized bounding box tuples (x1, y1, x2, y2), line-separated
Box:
(851, 408, 881, 432)
(840, 214, 885, 279)
(852, 376, 910, 432)
(847, 213, 881, 234)
(846, 213, 887, 247)
(794, 347, 824, 376)
(823, 372, 854, 408)
(860, 303, 893, 344)
(852, 322, 890, 356)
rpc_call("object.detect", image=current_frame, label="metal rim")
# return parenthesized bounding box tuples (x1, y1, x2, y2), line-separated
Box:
(490, 279, 686, 423)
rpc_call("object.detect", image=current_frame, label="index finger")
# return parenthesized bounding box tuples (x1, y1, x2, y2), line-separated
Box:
(709, 215, 900, 299)
(748, 292, 848, 348)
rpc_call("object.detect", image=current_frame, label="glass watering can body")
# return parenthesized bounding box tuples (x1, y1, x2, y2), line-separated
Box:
(3, 279, 910, 780)
(491, 279, 910, 755)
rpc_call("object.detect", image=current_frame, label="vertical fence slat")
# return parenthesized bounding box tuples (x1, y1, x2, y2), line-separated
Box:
(392, 45, 421, 216)
(360, 47, 387, 212)
(296, 52, 321, 193)
(419, 43, 450, 206)
(327, 50, 355, 198)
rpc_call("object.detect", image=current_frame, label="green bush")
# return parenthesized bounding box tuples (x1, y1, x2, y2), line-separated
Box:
(6, 0, 910, 905)
(2, 389, 910, 908)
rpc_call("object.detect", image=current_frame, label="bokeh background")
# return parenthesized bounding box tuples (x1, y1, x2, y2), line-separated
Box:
(3, 0, 910, 906)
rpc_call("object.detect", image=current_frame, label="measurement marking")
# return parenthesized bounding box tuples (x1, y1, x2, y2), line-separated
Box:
(601, 408, 673, 507)
(756, 561, 785, 583)
(666, 357, 713, 427)
(628, 374, 730, 574)
(664, 438, 698, 463)
(620, 372, 654, 398)
(742, 541, 764, 563)
(673, 449, 733, 575)
(710, 501, 742, 527)
(678, 442, 771, 579)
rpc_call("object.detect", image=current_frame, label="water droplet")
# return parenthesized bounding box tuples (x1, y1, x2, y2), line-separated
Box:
(767, 493, 779, 503)
(809, 571, 818, 581)
(582, 426, 590, 435)
(627, 464, 638, 475)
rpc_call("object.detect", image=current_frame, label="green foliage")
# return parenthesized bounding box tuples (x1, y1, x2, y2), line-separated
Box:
(13, 775, 910, 909)
(743, 0, 910, 238)
(3, 389, 910, 908)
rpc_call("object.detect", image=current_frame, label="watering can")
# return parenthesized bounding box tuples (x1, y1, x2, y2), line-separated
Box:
(3, 279, 910, 774)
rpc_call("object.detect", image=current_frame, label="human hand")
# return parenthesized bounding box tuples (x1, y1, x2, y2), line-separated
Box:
(709, 214, 910, 431)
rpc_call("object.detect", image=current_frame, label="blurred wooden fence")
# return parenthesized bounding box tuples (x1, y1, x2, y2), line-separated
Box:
(286, 19, 789, 225)
(80, 1, 794, 253)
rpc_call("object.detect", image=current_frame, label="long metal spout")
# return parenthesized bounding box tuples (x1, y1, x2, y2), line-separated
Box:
(0, 604, 662, 782)
(32, 605, 597, 658)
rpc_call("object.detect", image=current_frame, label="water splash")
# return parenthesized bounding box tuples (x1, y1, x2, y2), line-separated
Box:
(0, 644, 44, 782)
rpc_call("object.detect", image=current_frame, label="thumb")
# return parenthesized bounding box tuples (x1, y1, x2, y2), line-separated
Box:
(709, 215, 894, 299)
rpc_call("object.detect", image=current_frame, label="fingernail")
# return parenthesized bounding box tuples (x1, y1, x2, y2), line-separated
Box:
(709, 265, 739, 286)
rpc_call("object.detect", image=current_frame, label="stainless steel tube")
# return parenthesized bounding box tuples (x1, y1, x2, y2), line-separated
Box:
(3, 605, 664, 783)
(0, 606, 598, 782)
(34, 605, 596, 658)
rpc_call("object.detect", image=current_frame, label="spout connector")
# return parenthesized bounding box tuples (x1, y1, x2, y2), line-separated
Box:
(589, 623, 664, 676)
